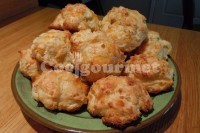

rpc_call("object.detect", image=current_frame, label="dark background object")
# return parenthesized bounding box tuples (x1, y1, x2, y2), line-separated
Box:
(182, 0, 194, 29)
(38, 0, 103, 14)
(39, 0, 80, 7)
(148, 0, 184, 28)
(0, 0, 39, 28)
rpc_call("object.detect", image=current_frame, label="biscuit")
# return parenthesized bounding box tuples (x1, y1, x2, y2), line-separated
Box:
(19, 49, 40, 80)
(32, 70, 89, 112)
(125, 54, 174, 94)
(31, 29, 73, 69)
(49, 3, 100, 31)
(87, 75, 153, 127)
(101, 6, 148, 52)
(71, 29, 126, 82)
(136, 31, 172, 60)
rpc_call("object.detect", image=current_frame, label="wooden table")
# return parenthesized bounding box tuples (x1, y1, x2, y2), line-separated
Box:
(0, 7, 199, 133)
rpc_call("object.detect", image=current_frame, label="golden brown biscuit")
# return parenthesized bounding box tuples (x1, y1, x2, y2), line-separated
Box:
(19, 49, 40, 80)
(136, 31, 172, 60)
(32, 70, 89, 112)
(49, 3, 100, 31)
(125, 54, 174, 94)
(31, 29, 73, 69)
(87, 75, 153, 127)
(71, 29, 126, 82)
(101, 6, 148, 52)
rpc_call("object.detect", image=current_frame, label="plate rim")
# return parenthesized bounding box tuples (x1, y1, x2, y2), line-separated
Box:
(11, 57, 181, 133)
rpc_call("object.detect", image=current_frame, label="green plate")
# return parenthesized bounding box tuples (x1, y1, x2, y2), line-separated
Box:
(11, 57, 181, 132)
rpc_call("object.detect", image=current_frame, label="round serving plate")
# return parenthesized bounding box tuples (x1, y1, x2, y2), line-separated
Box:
(11, 57, 181, 133)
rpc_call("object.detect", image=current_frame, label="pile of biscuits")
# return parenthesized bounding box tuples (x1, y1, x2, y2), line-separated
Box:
(19, 3, 173, 128)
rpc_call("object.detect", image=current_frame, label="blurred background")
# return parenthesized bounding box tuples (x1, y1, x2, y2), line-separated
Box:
(0, 0, 199, 31)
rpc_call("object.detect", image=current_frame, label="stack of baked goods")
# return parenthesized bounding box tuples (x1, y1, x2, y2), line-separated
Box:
(19, 3, 173, 128)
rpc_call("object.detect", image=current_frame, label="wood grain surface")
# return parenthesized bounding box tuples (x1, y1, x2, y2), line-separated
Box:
(0, 8, 199, 133)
